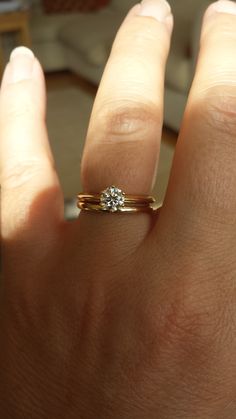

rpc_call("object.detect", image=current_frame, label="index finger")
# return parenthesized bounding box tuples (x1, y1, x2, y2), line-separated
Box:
(0, 48, 63, 240)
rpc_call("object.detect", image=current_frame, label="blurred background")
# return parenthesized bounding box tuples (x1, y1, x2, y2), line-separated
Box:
(0, 0, 213, 216)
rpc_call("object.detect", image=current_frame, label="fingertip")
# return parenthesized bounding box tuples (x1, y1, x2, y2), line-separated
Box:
(205, 0, 236, 19)
(0, 48, 46, 120)
(126, 0, 173, 34)
(10, 46, 35, 61)
(1, 47, 35, 88)
(165, 13, 174, 34)
(202, 0, 236, 31)
(139, 0, 171, 22)
(1, 47, 45, 97)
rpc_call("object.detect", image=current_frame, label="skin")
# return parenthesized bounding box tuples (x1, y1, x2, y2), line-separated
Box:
(1, 0, 236, 417)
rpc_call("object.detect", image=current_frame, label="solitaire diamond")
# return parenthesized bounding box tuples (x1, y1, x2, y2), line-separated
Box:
(100, 186, 125, 212)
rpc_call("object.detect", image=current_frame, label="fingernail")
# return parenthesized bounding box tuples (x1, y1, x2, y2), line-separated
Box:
(206, 0, 236, 17)
(7, 46, 35, 84)
(139, 0, 172, 22)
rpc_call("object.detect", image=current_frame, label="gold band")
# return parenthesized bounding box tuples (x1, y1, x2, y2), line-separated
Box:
(78, 194, 155, 204)
(77, 185, 157, 213)
(78, 202, 155, 213)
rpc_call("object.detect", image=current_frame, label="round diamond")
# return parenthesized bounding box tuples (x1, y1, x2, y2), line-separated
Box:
(100, 186, 125, 212)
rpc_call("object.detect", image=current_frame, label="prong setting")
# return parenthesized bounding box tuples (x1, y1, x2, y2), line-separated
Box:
(100, 186, 125, 212)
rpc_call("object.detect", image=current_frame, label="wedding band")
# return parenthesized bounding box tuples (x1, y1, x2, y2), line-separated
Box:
(77, 185, 157, 213)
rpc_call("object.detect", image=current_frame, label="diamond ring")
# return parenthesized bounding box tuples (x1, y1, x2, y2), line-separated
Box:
(77, 185, 157, 213)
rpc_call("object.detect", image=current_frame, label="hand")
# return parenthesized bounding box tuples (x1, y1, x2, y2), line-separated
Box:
(1, 0, 236, 417)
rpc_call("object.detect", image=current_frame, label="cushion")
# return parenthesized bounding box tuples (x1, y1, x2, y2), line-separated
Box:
(59, 10, 122, 62)
(30, 13, 80, 43)
(42, 0, 110, 13)
(111, 0, 136, 12)
(28, 0, 43, 13)
(86, 42, 111, 67)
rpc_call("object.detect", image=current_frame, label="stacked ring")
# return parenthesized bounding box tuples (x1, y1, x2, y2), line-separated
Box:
(77, 185, 158, 213)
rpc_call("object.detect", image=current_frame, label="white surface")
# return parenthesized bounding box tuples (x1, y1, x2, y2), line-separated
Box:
(0, 1, 22, 12)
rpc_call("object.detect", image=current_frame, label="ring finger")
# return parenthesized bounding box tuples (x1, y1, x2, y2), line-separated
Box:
(81, 0, 173, 198)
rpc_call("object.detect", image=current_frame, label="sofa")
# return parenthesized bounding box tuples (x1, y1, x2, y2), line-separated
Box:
(29, 0, 212, 131)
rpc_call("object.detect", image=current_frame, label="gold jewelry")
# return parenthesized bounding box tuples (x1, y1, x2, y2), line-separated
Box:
(77, 185, 157, 213)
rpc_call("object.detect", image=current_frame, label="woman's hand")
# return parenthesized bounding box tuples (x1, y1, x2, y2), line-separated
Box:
(1, 0, 236, 417)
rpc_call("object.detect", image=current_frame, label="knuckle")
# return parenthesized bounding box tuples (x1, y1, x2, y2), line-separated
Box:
(180, 89, 236, 216)
(1, 83, 42, 123)
(204, 90, 236, 137)
(158, 302, 215, 358)
(146, 276, 236, 407)
(150, 279, 230, 365)
(94, 101, 161, 139)
(2, 159, 50, 190)
(176, 308, 216, 354)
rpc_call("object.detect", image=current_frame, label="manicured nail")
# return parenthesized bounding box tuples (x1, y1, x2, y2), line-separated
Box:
(207, 0, 236, 17)
(139, 0, 171, 22)
(8, 46, 35, 84)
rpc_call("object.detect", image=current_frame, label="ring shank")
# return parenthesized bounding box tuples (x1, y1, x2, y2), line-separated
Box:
(78, 202, 156, 213)
(77, 187, 158, 213)
(78, 194, 155, 204)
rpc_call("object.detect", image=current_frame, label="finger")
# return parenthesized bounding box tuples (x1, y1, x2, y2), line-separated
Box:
(159, 0, 236, 240)
(81, 0, 173, 196)
(0, 47, 63, 240)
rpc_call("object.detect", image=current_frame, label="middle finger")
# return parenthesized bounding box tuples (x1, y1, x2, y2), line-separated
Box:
(161, 0, 236, 239)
